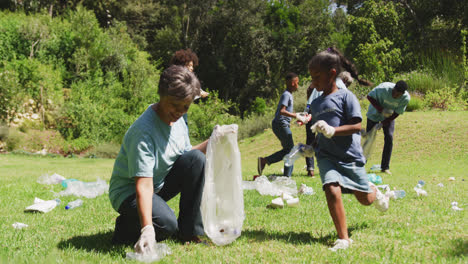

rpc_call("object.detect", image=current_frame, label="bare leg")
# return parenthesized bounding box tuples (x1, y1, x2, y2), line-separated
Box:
(353, 185, 377, 205)
(324, 183, 348, 240)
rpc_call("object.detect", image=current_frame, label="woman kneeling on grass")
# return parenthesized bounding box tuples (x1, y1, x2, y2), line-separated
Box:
(109, 65, 209, 254)
(308, 49, 389, 251)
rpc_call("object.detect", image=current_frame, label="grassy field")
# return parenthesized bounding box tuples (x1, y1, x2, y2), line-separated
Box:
(0, 111, 467, 263)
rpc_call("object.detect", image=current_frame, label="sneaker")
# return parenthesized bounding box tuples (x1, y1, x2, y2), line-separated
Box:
(374, 187, 389, 212)
(307, 170, 315, 177)
(381, 169, 392, 175)
(329, 239, 353, 251)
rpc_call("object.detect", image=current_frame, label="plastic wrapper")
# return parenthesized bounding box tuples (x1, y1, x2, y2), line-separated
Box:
(283, 143, 314, 167)
(25, 198, 60, 213)
(12, 222, 28, 229)
(37, 173, 66, 185)
(298, 184, 315, 195)
(201, 124, 244, 246)
(367, 173, 383, 184)
(253, 175, 297, 196)
(126, 243, 171, 263)
(57, 179, 108, 198)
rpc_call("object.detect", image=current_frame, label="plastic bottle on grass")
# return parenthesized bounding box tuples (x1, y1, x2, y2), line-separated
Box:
(370, 164, 381, 172)
(367, 173, 383, 184)
(416, 180, 425, 189)
(65, 199, 83, 210)
(394, 190, 406, 199)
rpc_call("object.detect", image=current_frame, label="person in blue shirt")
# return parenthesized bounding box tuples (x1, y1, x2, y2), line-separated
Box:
(366, 81, 410, 174)
(304, 47, 372, 177)
(257, 72, 309, 177)
(109, 65, 209, 254)
(308, 49, 388, 252)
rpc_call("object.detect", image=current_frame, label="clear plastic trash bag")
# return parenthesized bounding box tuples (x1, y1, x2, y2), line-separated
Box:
(361, 123, 382, 160)
(201, 124, 244, 246)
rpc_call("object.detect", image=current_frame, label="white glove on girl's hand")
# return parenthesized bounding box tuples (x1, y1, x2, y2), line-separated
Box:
(134, 225, 156, 254)
(296, 112, 310, 123)
(310, 120, 335, 138)
(382, 108, 394, 118)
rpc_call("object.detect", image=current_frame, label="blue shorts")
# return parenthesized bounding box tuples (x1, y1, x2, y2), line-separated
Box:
(317, 158, 372, 194)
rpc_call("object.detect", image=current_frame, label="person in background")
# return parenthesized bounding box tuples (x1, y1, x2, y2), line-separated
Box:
(109, 65, 209, 254)
(257, 72, 309, 177)
(308, 49, 387, 252)
(170, 49, 209, 130)
(170, 48, 209, 99)
(366, 81, 410, 175)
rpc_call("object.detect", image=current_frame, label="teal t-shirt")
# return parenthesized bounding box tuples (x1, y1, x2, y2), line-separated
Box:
(109, 105, 192, 211)
(366, 82, 410, 122)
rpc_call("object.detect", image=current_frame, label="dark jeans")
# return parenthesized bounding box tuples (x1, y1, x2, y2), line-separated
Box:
(366, 118, 395, 170)
(305, 121, 316, 171)
(265, 121, 294, 177)
(112, 149, 205, 244)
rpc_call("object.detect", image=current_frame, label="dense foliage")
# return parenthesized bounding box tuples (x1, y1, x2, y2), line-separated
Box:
(0, 0, 467, 151)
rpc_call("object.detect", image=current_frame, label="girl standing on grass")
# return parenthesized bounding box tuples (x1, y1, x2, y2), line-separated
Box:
(308, 48, 388, 251)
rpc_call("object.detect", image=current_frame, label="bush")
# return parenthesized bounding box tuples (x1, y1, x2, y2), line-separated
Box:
(5, 129, 23, 152)
(406, 93, 425, 111)
(62, 137, 92, 154)
(424, 86, 467, 110)
(188, 91, 240, 143)
(238, 113, 272, 140)
(251, 97, 267, 115)
(394, 70, 445, 94)
(84, 142, 121, 159)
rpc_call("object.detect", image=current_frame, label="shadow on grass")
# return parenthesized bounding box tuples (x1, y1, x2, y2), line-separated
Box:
(57, 230, 127, 255)
(447, 238, 468, 257)
(242, 222, 369, 246)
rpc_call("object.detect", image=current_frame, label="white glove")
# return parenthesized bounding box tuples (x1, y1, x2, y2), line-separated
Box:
(382, 108, 394, 118)
(310, 120, 335, 138)
(134, 225, 157, 254)
(296, 112, 310, 123)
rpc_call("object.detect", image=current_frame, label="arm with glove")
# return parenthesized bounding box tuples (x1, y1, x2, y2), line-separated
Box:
(134, 177, 157, 254)
(278, 105, 311, 125)
(310, 117, 362, 138)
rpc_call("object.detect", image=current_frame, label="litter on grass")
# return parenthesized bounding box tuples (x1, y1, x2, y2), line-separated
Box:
(57, 179, 108, 198)
(298, 184, 315, 195)
(267, 193, 299, 209)
(24, 198, 61, 213)
(368, 173, 383, 184)
(12, 222, 28, 229)
(126, 243, 172, 263)
(451, 202, 463, 211)
(37, 173, 66, 185)
(414, 180, 427, 196)
(252, 175, 297, 196)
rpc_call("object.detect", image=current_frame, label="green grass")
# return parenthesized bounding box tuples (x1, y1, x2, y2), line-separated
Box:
(0, 111, 467, 263)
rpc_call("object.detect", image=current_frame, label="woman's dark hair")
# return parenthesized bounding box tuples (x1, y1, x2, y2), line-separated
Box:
(308, 47, 372, 86)
(169, 48, 199, 67)
(158, 65, 200, 100)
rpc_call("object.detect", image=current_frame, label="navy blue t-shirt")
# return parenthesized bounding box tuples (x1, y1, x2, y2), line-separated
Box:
(310, 89, 366, 164)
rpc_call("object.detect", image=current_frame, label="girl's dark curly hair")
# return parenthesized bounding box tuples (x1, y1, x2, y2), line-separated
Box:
(170, 48, 199, 67)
